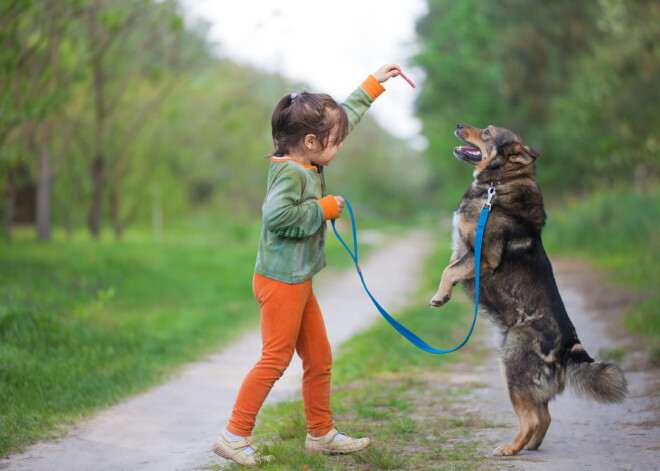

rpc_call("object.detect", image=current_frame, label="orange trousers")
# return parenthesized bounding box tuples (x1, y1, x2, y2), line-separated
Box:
(226, 273, 334, 437)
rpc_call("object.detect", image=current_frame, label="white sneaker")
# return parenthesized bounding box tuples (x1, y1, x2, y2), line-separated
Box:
(305, 427, 371, 454)
(212, 430, 273, 467)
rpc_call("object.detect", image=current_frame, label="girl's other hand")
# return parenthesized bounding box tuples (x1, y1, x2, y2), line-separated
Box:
(372, 64, 401, 83)
(334, 196, 345, 214)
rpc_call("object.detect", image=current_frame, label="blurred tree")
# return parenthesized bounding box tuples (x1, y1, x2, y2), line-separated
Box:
(30, 1, 88, 241)
(493, 0, 600, 135)
(0, 0, 82, 240)
(413, 0, 659, 199)
(80, 0, 186, 238)
(413, 0, 504, 201)
(545, 0, 660, 188)
(1, 1, 426, 241)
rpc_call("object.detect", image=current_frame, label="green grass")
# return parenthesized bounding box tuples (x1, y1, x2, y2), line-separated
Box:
(0, 221, 373, 457)
(0, 223, 260, 456)
(543, 185, 660, 362)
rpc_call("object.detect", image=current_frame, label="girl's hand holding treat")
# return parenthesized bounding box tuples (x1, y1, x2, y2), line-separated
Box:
(372, 64, 416, 88)
(372, 64, 401, 83)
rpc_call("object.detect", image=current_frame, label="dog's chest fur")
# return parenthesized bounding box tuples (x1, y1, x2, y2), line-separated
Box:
(452, 181, 561, 325)
(451, 180, 545, 260)
(450, 182, 577, 380)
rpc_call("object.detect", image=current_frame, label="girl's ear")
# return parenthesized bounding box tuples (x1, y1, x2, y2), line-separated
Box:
(304, 134, 317, 151)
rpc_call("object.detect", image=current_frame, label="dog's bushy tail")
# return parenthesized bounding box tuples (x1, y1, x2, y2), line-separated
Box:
(565, 345, 627, 403)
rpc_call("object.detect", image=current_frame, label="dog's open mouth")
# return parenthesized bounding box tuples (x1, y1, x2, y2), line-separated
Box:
(454, 146, 482, 162)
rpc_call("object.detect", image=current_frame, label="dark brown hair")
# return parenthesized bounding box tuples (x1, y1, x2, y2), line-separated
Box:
(270, 91, 349, 157)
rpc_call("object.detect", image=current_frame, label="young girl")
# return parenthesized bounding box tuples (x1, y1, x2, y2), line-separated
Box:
(213, 64, 402, 467)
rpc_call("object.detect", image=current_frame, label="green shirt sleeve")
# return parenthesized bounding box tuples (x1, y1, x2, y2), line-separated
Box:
(342, 86, 375, 134)
(262, 168, 324, 239)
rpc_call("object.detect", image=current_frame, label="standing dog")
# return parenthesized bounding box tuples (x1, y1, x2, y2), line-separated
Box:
(431, 123, 627, 456)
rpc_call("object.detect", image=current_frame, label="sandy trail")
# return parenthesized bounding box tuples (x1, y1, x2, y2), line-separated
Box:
(454, 259, 659, 471)
(1, 230, 432, 471)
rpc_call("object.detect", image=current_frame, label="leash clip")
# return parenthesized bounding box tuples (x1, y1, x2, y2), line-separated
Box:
(482, 185, 496, 210)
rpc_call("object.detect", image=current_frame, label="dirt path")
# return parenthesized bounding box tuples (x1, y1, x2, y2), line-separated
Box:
(1, 230, 433, 471)
(442, 259, 659, 471)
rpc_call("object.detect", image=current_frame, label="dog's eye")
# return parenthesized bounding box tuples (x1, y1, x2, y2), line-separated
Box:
(484, 129, 491, 136)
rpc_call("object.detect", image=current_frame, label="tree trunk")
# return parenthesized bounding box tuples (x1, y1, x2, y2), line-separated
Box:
(88, 46, 106, 239)
(56, 198, 72, 240)
(34, 1, 64, 241)
(89, 150, 104, 238)
(111, 186, 123, 239)
(35, 120, 53, 240)
(152, 184, 162, 242)
(4, 168, 16, 243)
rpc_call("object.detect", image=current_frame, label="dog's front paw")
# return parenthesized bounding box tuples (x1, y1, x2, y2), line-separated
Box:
(430, 293, 450, 308)
(493, 444, 519, 456)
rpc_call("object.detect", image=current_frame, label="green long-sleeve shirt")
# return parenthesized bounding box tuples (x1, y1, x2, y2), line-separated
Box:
(255, 78, 383, 283)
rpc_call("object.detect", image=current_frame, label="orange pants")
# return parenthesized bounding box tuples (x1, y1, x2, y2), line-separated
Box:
(226, 273, 334, 437)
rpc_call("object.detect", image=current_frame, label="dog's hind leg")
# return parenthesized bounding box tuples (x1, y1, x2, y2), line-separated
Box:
(493, 391, 539, 456)
(525, 402, 550, 450)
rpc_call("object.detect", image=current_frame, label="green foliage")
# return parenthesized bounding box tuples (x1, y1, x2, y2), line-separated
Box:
(414, 0, 660, 201)
(414, 0, 504, 202)
(0, 1, 71, 152)
(544, 0, 660, 190)
(1, 0, 427, 239)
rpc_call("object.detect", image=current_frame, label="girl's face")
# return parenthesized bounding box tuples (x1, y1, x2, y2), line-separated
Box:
(308, 128, 343, 167)
(292, 126, 343, 167)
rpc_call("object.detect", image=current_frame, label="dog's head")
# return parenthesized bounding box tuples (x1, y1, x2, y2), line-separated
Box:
(453, 124, 540, 180)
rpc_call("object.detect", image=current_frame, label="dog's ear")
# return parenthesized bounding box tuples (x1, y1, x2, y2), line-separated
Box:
(508, 142, 540, 165)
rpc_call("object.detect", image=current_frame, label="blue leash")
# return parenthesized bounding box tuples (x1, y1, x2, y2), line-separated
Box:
(331, 186, 495, 354)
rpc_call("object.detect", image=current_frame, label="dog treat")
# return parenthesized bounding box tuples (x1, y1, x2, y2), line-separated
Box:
(398, 70, 416, 88)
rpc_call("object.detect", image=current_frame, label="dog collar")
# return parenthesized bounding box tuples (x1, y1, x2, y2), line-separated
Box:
(483, 185, 496, 210)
